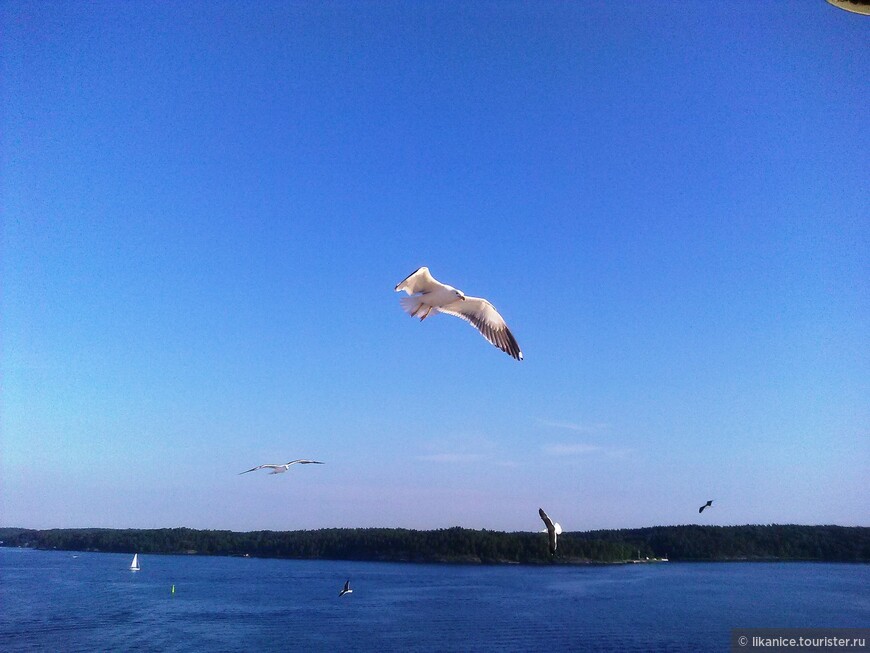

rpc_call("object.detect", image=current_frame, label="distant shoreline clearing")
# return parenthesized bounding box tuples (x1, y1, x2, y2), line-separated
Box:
(2, 525, 867, 564)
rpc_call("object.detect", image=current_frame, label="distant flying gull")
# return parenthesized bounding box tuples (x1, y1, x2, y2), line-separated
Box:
(339, 580, 353, 597)
(538, 508, 563, 556)
(698, 500, 713, 514)
(394, 267, 523, 361)
(238, 460, 325, 475)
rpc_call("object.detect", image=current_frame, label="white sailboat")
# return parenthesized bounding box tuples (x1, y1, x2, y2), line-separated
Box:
(130, 553, 140, 571)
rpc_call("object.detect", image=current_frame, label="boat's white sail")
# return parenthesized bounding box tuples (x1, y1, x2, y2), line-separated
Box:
(130, 553, 140, 571)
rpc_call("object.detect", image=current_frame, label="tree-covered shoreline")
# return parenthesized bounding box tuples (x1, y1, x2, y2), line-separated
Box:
(1, 525, 867, 564)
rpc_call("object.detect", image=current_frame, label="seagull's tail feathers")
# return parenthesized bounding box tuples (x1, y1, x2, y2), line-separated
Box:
(400, 296, 438, 321)
(399, 296, 421, 315)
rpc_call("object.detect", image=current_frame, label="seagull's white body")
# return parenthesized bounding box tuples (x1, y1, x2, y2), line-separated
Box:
(539, 508, 563, 556)
(394, 267, 523, 361)
(339, 580, 353, 597)
(239, 459, 325, 475)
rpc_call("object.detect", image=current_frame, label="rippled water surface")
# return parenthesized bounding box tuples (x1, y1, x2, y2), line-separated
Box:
(1, 548, 867, 651)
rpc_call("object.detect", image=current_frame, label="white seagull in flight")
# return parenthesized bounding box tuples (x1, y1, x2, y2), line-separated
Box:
(394, 267, 523, 360)
(238, 460, 325, 475)
(539, 508, 563, 556)
(339, 580, 353, 597)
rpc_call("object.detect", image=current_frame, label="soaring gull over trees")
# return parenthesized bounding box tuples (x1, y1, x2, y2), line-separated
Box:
(395, 267, 523, 361)
(538, 508, 562, 556)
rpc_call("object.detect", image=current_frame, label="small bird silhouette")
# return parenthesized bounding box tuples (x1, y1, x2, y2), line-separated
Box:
(698, 500, 713, 514)
(339, 579, 353, 597)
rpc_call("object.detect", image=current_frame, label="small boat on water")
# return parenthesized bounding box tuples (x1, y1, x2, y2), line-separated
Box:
(130, 553, 140, 571)
(630, 549, 669, 563)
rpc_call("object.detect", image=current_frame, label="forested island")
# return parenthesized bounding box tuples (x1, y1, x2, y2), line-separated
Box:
(1, 525, 867, 564)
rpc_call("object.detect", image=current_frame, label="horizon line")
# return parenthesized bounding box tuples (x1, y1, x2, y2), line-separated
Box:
(2, 522, 867, 535)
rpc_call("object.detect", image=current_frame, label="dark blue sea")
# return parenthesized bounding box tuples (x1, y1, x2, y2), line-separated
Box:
(1, 548, 867, 651)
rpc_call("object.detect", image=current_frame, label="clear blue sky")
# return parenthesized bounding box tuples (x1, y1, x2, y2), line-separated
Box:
(2, 1, 867, 532)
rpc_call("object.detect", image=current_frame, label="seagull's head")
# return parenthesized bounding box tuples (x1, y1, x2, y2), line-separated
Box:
(453, 290, 466, 301)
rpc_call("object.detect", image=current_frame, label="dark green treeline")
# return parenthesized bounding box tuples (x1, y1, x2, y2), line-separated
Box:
(1, 525, 867, 563)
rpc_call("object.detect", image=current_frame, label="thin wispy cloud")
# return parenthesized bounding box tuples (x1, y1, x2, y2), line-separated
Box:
(416, 453, 485, 464)
(416, 454, 519, 468)
(543, 443, 604, 455)
(543, 443, 635, 458)
(538, 419, 611, 434)
(416, 433, 510, 466)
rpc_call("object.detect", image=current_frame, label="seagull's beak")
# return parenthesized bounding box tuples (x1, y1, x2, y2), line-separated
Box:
(460, 295, 467, 301)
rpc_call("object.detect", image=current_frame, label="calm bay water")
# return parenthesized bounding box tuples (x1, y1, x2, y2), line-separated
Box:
(1, 548, 867, 652)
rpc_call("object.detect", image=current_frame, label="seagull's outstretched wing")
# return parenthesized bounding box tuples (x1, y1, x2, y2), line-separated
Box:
(826, 0, 870, 16)
(239, 464, 281, 475)
(439, 297, 523, 360)
(395, 267, 442, 295)
(539, 508, 555, 534)
(284, 459, 325, 466)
